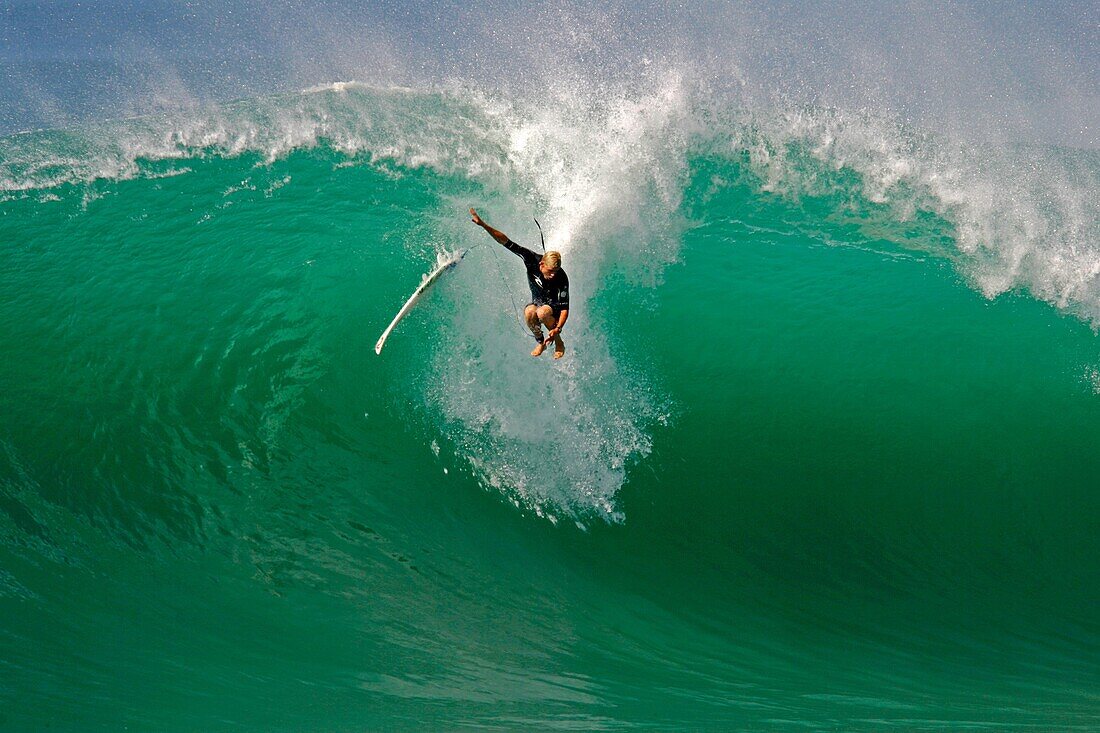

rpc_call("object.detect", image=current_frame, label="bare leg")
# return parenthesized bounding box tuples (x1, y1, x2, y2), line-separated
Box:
(535, 305, 564, 358)
(525, 305, 546, 356)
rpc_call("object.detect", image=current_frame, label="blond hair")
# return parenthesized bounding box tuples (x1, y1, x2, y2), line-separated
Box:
(542, 251, 561, 270)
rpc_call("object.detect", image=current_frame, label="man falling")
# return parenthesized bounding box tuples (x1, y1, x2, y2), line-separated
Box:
(470, 208, 570, 358)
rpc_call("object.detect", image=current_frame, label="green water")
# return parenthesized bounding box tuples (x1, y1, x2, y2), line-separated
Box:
(1, 86, 1098, 731)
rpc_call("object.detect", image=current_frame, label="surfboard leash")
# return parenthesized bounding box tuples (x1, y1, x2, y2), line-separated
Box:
(471, 240, 531, 340)
(533, 217, 546, 253)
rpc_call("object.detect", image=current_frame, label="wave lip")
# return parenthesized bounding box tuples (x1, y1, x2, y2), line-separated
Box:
(5, 82, 1097, 333)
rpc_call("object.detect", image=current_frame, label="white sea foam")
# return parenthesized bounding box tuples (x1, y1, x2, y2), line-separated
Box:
(421, 75, 692, 521)
(728, 106, 1100, 323)
(2, 79, 1097, 517)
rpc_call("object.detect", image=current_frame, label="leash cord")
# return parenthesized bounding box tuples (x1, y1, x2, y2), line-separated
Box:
(470, 240, 532, 340)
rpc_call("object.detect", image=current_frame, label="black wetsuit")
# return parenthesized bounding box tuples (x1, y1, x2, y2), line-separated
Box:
(503, 239, 570, 316)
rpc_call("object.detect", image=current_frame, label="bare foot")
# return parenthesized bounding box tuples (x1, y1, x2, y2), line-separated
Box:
(531, 340, 546, 357)
(552, 336, 565, 359)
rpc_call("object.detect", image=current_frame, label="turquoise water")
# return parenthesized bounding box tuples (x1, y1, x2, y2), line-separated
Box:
(1, 84, 1099, 731)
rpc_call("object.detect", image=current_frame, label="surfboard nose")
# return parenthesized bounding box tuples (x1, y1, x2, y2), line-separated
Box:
(375, 249, 467, 355)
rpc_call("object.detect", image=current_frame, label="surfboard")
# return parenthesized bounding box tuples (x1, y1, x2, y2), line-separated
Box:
(375, 249, 467, 355)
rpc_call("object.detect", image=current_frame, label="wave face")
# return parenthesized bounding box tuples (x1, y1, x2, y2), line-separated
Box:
(2, 14, 1100, 731)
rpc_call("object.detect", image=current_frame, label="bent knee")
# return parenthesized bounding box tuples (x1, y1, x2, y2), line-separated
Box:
(535, 305, 554, 320)
(524, 304, 539, 319)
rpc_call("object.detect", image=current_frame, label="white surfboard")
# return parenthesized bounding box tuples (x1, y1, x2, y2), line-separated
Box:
(375, 249, 467, 355)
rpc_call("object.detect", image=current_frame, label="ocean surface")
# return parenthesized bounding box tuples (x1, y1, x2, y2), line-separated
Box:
(2, 5, 1100, 729)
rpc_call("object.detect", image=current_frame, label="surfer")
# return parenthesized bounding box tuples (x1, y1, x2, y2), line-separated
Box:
(470, 208, 570, 358)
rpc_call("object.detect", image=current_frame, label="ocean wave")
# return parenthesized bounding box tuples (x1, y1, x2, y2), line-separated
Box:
(3, 80, 1097, 325)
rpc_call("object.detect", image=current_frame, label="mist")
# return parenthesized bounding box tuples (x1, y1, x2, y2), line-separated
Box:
(2, 0, 1096, 146)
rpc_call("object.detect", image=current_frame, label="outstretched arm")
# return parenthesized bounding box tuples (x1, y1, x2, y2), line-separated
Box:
(470, 208, 510, 245)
